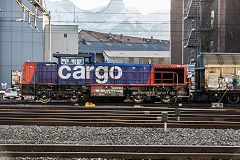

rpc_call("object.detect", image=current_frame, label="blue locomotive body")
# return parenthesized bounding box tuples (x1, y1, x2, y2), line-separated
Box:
(22, 54, 189, 103)
(58, 63, 153, 86)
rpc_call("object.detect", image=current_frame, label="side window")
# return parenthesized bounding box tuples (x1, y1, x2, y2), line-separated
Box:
(76, 58, 84, 65)
(61, 58, 84, 65)
(67, 58, 75, 65)
(61, 58, 66, 65)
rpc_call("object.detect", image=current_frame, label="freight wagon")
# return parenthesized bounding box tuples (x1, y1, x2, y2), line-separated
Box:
(21, 54, 189, 103)
(194, 53, 240, 103)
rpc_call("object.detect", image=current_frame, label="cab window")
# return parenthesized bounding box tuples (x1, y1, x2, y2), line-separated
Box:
(61, 58, 84, 65)
(76, 58, 84, 65)
(66, 58, 75, 65)
(61, 58, 67, 65)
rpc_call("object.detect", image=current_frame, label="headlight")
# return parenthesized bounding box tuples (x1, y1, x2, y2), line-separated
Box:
(37, 91, 43, 95)
(76, 91, 82, 95)
(169, 90, 176, 96)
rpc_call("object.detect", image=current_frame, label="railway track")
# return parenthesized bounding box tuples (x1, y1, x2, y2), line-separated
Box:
(1, 101, 240, 108)
(0, 144, 239, 159)
(0, 105, 240, 128)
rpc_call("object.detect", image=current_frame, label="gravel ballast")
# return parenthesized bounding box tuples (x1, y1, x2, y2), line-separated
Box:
(0, 125, 240, 146)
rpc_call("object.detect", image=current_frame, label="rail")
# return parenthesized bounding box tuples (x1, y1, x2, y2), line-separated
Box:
(0, 106, 240, 129)
(0, 144, 239, 159)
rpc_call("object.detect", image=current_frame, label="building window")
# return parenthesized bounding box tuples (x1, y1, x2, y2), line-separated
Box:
(211, 10, 214, 28)
(143, 58, 150, 63)
(64, 33, 68, 38)
(210, 40, 214, 52)
(129, 58, 134, 63)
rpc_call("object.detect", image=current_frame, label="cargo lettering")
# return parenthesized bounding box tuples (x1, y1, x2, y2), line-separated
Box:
(58, 66, 123, 84)
(59, 66, 71, 79)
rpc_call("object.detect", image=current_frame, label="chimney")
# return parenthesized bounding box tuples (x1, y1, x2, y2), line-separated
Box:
(151, 36, 154, 43)
(120, 34, 123, 39)
(108, 33, 112, 39)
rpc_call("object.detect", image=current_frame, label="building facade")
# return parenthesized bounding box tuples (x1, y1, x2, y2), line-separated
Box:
(171, 0, 240, 64)
(103, 51, 170, 65)
(79, 30, 168, 44)
(0, 0, 44, 87)
(44, 25, 79, 62)
(78, 41, 170, 64)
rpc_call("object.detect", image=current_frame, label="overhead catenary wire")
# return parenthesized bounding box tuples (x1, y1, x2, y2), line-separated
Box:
(0, 1, 239, 42)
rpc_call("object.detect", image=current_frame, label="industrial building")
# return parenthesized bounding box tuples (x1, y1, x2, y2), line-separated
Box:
(103, 51, 170, 64)
(78, 41, 170, 64)
(44, 25, 79, 62)
(78, 30, 170, 64)
(79, 30, 168, 44)
(0, 0, 50, 87)
(0, 0, 79, 87)
(171, 0, 240, 64)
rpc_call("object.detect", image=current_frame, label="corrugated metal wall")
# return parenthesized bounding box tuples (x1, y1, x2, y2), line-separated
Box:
(0, 0, 43, 87)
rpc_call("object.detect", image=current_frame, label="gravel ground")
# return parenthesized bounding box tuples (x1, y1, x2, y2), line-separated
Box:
(0, 125, 240, 146)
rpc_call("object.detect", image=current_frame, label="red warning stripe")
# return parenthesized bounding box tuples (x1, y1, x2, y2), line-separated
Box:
(91, 89, 100, 93)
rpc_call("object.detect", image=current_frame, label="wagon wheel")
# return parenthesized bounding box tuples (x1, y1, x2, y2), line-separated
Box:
(133, 94, 143, 104)
(227, 94, 240, 104)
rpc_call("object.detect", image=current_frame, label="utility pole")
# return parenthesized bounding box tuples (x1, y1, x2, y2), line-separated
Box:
(49, 11, 52, 62)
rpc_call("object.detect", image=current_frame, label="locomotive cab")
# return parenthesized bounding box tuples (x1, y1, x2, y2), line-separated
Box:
(53, 53, 93, 66)
(53, 54, 94, 103)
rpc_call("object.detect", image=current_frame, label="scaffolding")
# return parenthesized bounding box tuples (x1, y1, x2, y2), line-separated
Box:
(15, 0, 52, 62)
(184, 0, 214, 64)
(184, 0, 215, 91)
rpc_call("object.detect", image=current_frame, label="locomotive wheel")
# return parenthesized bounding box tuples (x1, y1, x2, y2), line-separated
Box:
(69, 97, 79, 103)
(40, 97, 51, 103)
(227, 94, 240, 104)
(133, 94, 143, 104)
(162, 98, 171, 103)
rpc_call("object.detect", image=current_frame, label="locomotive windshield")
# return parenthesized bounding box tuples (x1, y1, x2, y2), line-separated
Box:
(61, 57, 84, 65)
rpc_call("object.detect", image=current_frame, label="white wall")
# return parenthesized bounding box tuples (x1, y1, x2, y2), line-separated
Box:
(44, 25, 78, 62)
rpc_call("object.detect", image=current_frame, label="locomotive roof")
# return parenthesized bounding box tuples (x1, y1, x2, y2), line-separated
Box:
(53, 54, 92, 58)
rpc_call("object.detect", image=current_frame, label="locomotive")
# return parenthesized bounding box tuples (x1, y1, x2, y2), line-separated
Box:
(21, 54, 189, 103)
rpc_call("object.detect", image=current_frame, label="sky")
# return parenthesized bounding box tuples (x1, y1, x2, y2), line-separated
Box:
(49, 0, 170, 13)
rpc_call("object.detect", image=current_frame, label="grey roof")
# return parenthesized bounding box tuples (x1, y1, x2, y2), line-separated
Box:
(104, 51, 170, 58)
(78, 41, 170, 53)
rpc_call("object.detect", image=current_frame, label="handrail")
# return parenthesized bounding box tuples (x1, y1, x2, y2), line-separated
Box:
(184, 0, 193, 19)
(86, 70, 181, 85)
(184, 19, 196, 48)
(35, 70, 58, 85)
(34, 72, 36, 89)
(33, 69, 182, 86)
